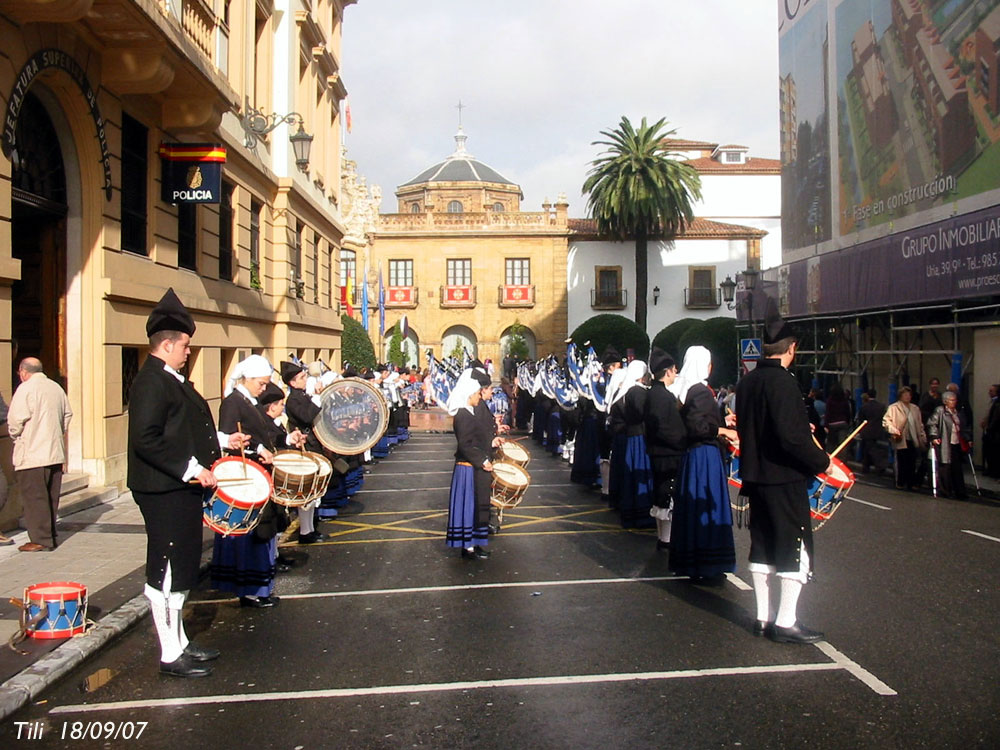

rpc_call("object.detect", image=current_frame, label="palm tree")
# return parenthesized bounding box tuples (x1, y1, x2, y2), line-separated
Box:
(583, 116, 702, 333)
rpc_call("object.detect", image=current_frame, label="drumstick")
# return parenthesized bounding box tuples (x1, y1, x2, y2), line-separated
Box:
(237, 421, 247, 478)
(830, 420, 867, 460)
(189, 477, 256, 485)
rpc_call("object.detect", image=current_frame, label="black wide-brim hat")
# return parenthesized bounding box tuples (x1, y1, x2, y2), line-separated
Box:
(280, 360, 306, 385)
(648, 347, 674, 374)
(146, 288, 196, 337)
(259, 382, 285, 405)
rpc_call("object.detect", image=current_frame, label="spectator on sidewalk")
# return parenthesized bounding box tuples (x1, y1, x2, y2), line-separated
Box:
(883, 387, 927, 491)
(0, 392, 12, 546)
(857, 390, 888, 475)
(927, 391, 972, 499)
(981, 384, 1000, 478)
(6, 358, 72, 552)
(919, 378, 942, 426)
(824, 384, 852, 451)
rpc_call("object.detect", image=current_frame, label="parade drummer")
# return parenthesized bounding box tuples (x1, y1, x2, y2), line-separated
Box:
(735, 301, 833, 644)
(445, 367, 500, 560)
(128, 289, 250, 678)
(644, 348, 685, 550)
(210, 355, 304, 608)
(282, 360, 327, 543)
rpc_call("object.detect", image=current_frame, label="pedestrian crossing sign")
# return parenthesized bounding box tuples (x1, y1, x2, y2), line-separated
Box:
(740, 338, 762, 360)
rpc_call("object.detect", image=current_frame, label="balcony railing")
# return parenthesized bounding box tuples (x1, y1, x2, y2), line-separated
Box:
(385, 286, 419, 308)
(498, 284, 535, 307)
(684, 287, 722, 309)
(591, 288, 627, 309)
(440, 285, 477, 308)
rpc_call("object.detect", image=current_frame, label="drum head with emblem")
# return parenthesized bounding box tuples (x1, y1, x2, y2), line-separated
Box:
(312, 377, 389, 456)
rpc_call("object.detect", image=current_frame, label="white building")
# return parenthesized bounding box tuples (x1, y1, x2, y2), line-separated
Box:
(566, 139, 780, 336)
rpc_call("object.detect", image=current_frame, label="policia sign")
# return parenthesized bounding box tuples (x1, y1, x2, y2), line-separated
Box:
(159, 143, 227, 204)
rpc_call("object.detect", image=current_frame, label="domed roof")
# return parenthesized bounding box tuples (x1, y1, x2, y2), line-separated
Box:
(400, 129, 518, 188)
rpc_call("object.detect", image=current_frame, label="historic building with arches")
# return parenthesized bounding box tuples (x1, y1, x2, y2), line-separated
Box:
(0, 0, 356, 523)
(355, 129, 570, 367)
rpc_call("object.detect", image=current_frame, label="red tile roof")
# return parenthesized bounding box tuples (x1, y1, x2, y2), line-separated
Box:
(663, 138, 719, 149)
(568, 217, 767, 239)
(683, 156, 782, 174)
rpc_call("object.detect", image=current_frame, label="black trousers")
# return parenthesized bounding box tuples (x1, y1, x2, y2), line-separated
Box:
(17, 465, 62, 548)
(894, 446, 918, 489)
(938, 454, 968, 499)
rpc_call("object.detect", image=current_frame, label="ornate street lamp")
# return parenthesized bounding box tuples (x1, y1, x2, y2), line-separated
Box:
(242, 99, 313, 172)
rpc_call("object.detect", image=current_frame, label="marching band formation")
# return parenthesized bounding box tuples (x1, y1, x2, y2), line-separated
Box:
(129, 288, 857, 677)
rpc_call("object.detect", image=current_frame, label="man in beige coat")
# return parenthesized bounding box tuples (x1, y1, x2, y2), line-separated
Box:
(6, 358, 72, 551)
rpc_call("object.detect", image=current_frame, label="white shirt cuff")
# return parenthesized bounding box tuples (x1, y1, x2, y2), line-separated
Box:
(182, 457, 203, 482)
(216, 431, 229, 449)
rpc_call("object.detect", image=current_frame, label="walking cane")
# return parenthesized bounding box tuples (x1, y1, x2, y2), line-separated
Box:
(967, 452, 982, 497)
(929, 443, 938, 499)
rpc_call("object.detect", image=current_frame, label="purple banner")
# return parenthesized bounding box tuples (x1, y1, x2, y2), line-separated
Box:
(754, 203, 1000, 319)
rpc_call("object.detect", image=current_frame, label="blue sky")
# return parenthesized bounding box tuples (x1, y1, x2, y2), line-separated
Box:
(341, 0, 782, 214)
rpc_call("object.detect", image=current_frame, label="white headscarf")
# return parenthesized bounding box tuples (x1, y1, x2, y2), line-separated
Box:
(225, 354, 273, 397)
(609, 359, 647, 407)
(446, 369, 482, 416)
(668, 345, 711, 404)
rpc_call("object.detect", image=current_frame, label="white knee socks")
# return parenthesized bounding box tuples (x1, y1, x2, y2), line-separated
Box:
(775, 577, 803, 628)
(751, 571, 771, 623)
(169, 590, 189, 651)
(656, 517, 671, 544)
(299, 504, 315, 536)
(144, 584, 182, 664)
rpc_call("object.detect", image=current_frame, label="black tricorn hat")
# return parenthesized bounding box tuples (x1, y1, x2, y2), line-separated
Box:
(763, 296, 797, 345)
(146, 288, 195, 337)
(280, 360, 306, 385)
(602, 346, 622, 366)
(258, 382, 286, 406)
(648, 347, 675, 374)
(342, 364, 359, 378)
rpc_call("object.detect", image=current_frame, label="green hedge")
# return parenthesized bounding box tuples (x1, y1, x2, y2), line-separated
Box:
(570, 314, 649, 359)
(341, 314, 376, 369)
(676, 316, 738, 387)
(651, 318, 702, 362)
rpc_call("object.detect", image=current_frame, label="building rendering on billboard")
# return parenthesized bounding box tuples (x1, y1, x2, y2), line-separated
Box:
(778, 0, 1000, 317)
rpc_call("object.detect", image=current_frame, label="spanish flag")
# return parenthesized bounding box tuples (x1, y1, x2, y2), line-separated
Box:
(345, 275, 354, 317)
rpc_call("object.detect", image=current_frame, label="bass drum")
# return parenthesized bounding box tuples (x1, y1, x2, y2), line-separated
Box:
(312, 377, 389, 456)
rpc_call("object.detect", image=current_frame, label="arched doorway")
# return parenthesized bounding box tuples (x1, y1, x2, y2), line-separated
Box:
(441, 325, 477, 360)
(500, 324, 536, 360)
(10, 91, 68, 386)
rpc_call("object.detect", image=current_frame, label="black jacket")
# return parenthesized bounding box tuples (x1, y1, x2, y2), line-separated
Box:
(680, 383, 722, 447)
(453, 401, 496, 468)
(735, 358, 829, 484)
(285, 387, 324, 453)
(608, 386, 647, 437)
(127, 355, 221, 493)
(644, 381, 686, 457)
(219, 389, 277, 458)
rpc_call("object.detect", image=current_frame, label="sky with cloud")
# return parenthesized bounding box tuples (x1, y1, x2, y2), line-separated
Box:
(341, 1, 780, 215)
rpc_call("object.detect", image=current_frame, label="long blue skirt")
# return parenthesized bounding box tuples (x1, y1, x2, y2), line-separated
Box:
(611, 434, 654, 527)
(570, 415, 601, 485)
(446, 464, 489, 548)
(532, 403, 547, 443)
(210, 533, 276, 598)
(669, 443, 736, 577)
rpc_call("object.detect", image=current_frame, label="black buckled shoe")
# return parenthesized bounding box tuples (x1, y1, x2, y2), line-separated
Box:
(461, 546, 490, 560)
(183, 643, 220, 662)
(160, 653, 212, 678)
(752, 620, 773, 638)
(767, 621, 824, 644)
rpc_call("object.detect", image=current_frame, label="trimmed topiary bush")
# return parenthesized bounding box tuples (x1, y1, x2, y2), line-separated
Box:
(570, 314, 649, 360)
(341, 314, 376, 369)
(676, 316, 738, 388)
(651, 318, 702, 362)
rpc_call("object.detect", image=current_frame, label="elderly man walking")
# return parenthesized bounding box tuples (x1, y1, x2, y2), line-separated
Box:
(6, 358, 72, 551)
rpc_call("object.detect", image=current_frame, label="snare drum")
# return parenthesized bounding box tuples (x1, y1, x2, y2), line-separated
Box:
(272, 450, 322, 507)
(203, 457, 273, 536)
(808, 456, 855, 530)
(491, 462, 531, 524)
(23, 581, 88, 639)
(310, 452, 334, 501)
(498, 441, 531, 468)
(726, 443, 742, 488)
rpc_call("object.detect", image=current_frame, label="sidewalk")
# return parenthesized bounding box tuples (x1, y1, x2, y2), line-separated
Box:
(0, 492, 216, 720)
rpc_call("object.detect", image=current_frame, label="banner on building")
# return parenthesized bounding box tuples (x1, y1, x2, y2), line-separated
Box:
(159, 143, 227, 204)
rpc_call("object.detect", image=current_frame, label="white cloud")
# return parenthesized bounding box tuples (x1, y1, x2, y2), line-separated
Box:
(343, 0, 780, 212)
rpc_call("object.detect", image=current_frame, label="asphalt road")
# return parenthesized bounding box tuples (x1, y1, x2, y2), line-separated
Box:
(2, 433, 999, 749)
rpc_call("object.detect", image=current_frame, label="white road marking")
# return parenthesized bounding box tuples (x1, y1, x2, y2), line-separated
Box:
(356, 487, 449, 493)
(192, 575, 690, 605)
(845, 495, 891, 510)
(813, 641, 897, 696)
(49, 662, 846, 715)
(374, 471, 454, 476)
(960, 529, 1000, 544)
(725, 573, 753, 591)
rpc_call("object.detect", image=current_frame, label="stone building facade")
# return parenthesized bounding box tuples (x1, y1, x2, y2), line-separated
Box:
(0, 0, 355, 524)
